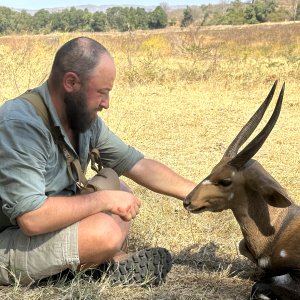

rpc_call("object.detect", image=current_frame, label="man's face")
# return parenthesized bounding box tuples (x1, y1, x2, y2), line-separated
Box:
(65, 53, 116, 133)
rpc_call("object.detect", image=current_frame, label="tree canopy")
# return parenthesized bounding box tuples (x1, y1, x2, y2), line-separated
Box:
(0, 1, 297, 35)
(0, 5, 168, 34)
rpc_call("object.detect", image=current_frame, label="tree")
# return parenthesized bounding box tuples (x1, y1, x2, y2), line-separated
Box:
(244, 4, 258, 23)
(90, 11, 107, 32)
(148, 6, 168, 29)
(254, 0, 278, 22)
(292, 0, 299, 21)
(50, 11, 69, 32)
(160, 2, 170, 13)
(0, 6, 15, 33)
(181, 6, 194, 27)
(14, 10, 32, 32)
(66, 7, 92, 32)
(106, 7, 129, 32)
(127, 7, 149, 30)
(219, 0, 245, 25)
(296, 0, 300, 19)
(32, 9, 51, 33)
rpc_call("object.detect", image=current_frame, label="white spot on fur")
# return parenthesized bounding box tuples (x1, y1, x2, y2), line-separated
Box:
(273, 274, 292, 284)
(228, 193, 234, 201)
(231, 171, 236, 177)
(258, 256, 270, 268)
(202, 180, 211, 185)
(256, 294, 271, 300)
(280, 249, 287, 258)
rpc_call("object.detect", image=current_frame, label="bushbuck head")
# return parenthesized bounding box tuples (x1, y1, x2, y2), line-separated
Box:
(183, 81, 291, 214)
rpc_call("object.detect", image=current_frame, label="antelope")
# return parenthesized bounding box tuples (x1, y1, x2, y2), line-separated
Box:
(183, 81, 300, 300)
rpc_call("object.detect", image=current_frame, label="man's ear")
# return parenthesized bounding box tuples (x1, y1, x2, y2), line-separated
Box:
(63, 72, 81, 92)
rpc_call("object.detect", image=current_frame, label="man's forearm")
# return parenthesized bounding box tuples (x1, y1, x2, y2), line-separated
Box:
(17, 189, 141, 236)
(17, 192, 105, 236)
(125, 158, 196, 200)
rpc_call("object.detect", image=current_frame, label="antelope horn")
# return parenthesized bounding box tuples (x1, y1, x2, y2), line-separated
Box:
(224, 80, 278, 158)
(229, 82, 285, 170)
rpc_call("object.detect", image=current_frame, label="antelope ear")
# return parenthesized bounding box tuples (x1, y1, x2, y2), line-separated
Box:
(245, 162, 292, 208)
(261, 185, 292, 208)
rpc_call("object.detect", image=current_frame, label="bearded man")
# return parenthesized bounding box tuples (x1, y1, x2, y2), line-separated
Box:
(0, 37, 196, 286)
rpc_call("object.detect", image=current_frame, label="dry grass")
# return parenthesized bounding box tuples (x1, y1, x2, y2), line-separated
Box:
(0, 22, 300, 299)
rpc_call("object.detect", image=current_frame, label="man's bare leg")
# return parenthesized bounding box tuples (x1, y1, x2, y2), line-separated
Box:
(76, 181, 172, 285)
(78, 180, 133, 267)
(78, 212, 129, 268)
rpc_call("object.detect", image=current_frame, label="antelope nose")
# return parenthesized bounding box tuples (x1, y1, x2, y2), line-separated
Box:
(183, 197, 191, 208)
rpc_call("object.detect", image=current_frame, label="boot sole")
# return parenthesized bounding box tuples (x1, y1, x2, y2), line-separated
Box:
(106, 247, 172, 286)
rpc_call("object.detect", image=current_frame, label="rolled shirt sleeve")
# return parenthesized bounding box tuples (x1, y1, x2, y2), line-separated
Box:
(0, 82, 144, 229)
(0, 95, 74, 228)
(0, 100, 50, 225)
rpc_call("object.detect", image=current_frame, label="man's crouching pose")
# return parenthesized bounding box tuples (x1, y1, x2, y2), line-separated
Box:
(0, 37, 196, 286)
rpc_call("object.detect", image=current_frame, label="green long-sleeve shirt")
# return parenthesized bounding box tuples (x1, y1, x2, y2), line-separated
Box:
(0, 81, 143, 230)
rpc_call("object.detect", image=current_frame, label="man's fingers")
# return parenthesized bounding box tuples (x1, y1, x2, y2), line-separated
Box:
(110, 192, 141, 221)
(134, 201, 140, 214)
(136, 197, 141, 207)
(123, 203, 140, 221)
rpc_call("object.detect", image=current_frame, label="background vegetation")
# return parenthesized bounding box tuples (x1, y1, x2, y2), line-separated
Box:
(0, 21, 300, 299)
(1, 0, 300, 34)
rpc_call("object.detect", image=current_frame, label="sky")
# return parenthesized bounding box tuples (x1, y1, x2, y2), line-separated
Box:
(0, 0, 219, 10)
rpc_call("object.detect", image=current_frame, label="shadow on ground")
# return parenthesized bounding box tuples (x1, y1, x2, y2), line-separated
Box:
(173, 241, 261, 281)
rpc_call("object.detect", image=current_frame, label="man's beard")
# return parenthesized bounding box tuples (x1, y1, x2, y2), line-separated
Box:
(64, 89, 96, 133)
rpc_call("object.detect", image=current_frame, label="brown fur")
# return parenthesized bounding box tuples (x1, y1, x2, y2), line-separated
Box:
(184, 158, 300, 299)
(184, 82, 300, 299)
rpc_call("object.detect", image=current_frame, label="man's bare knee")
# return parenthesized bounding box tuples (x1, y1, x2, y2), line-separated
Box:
(78, 212, 130, 266)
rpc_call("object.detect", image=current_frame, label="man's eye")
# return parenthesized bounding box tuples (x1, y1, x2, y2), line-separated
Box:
(99, 91, 108, 98)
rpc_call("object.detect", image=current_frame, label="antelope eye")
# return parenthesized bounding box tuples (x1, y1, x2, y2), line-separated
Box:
(218, 178, 232, 187)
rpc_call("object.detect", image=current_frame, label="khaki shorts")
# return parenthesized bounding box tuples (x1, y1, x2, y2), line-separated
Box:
(0, 168, 121, 286)
(0, 222, 79, 285)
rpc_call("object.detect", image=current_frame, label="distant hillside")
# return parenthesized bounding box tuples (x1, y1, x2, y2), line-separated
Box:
(9, 1, 297, 16)
(11, 4, 192, 15)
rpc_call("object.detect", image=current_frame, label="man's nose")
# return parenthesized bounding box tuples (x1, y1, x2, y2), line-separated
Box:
(100, 98, 109, 109)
